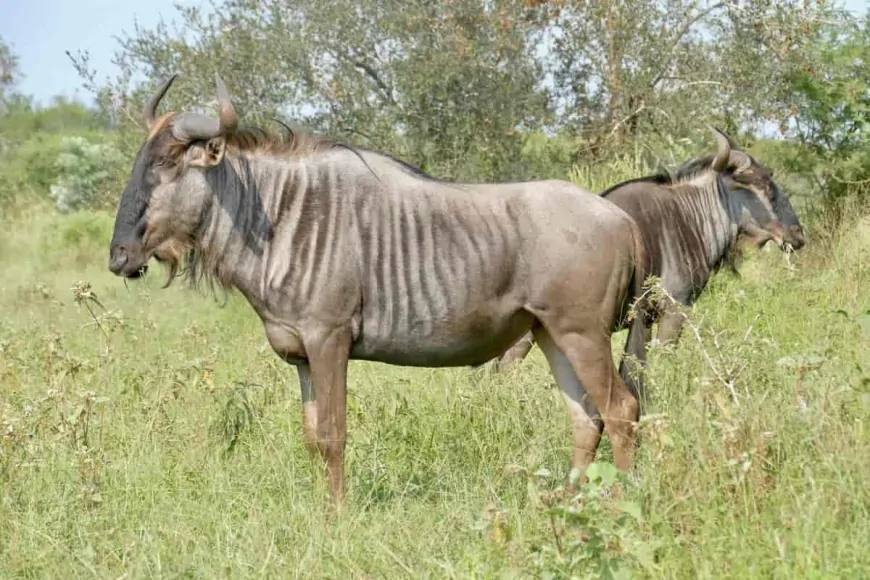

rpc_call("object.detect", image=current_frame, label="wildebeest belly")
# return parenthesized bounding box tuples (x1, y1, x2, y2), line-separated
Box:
(351, 298, 535, 367)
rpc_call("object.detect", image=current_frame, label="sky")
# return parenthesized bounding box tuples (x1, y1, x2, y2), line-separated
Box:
(1, 0, 209, 105)
(1, 0, 868, 107)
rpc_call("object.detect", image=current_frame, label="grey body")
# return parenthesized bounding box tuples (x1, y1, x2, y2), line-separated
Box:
(219, 149, 635, 367)
(107, 74, 649, 504)
(494, 133, 806, 371)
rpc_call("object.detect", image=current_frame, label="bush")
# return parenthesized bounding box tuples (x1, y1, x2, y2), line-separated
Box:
(48, 136, 127, 213)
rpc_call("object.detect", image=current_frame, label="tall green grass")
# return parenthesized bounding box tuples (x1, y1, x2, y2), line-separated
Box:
(0, 188, 868, 577)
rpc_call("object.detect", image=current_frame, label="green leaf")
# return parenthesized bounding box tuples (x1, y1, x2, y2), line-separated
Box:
(856, 313, 870, 340)
(616, 500, 643, 522)
(586, 462, 618, 486)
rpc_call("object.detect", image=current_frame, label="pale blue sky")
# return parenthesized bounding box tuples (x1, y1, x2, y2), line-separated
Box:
(2, 0, 208, 105)
(2, 0, 867, 106)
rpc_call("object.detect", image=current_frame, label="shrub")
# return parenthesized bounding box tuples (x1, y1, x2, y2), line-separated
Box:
(48, 136, 127, 213)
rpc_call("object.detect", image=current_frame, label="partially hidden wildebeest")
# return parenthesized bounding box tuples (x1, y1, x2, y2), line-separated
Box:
(107, 73, 652, 505)
(494, 128, 806, 372)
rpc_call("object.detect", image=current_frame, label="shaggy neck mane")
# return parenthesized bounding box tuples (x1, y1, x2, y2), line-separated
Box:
(166, 122, 441, 299)
(225, 125, 350, 158)
(171, 124, 340, 297)
(601, 155, 743, 276)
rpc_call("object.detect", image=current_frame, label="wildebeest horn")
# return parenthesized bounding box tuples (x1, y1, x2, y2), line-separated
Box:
(215, 73, 238, 134)
(708, 125, 731, 172)
(172, 73, 239, 142)
(143, 74, 178, 129)
(172, 113, 222, 142)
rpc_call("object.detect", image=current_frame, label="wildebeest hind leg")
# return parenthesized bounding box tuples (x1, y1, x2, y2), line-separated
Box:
(532, 327, 603, 489)
(533, 324, 639, 474)
(296, 364, 319, 458)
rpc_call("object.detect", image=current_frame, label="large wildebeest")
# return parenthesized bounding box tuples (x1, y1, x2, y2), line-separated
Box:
(494, 129, 807, 372)
(107, 73, 652, 505)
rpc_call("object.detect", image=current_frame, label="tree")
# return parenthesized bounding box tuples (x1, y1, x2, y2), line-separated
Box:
(782, 12, 870, 209)
(67, 0, 865, 194)
(70, 0, 552, 181)
(544, 0, 837, 158)
(0, 37, 22, 114)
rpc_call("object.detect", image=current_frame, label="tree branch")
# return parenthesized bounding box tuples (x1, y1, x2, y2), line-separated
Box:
(328, 47, 396, 106)
(650, 2, 726, 89)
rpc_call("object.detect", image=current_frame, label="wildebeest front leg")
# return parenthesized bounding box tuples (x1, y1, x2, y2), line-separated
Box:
(494, 331, 536, 372)
(305, 327, 352, 505)
(296, 364, 318, 457)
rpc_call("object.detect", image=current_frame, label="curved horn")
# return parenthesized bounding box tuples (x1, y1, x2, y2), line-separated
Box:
(171, 73, 239, 142)
(708, 125, 731, 172)
(215, 73, 238, 134)
(143, 74, 179, 129)
(720, 128, 740, 149)
(171, 112, 222, 142)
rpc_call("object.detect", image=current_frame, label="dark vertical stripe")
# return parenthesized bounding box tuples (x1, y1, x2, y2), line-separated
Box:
(404, 200, 427, 334)
(389, 194, 405, 337)
(410, 203, 433, 329)
(429, 197, 453, 316)
(367, 194, 383, 340)
(379, 195, 394, 342)
(314, 166, 340, 294)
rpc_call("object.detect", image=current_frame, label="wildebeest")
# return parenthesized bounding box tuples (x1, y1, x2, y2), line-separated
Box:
(494, 129, 806, 372)
(108, 73, 651, 505)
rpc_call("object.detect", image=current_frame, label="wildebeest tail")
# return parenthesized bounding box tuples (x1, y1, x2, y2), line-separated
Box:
(619, 223, 650, 412)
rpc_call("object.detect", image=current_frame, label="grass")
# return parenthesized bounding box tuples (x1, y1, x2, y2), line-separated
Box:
(0, 200, 868, 579)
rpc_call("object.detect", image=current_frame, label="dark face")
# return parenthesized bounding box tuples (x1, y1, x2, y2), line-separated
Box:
(107, 73, 238, 280)
(723, 153, 806, 252)
(108, 129, 186, 278)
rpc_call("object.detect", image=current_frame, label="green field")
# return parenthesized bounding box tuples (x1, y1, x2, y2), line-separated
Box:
(1, 202, 868, 579)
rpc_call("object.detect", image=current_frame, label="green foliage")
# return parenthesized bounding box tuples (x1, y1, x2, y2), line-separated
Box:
(0, 36, 20, 108)
(67, 0, 850, 181)
(72, 0, 552, 181)
(48, 136, 127, 213)
(56, 211, 115, 249)
(0, 92, 116, 210)
(785, 13, 870, 209)
(529, 462, 657, 579)
(518, 131, 583, 180)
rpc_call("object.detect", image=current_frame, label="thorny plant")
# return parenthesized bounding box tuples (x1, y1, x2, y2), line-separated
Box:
(619, 273, 799, 500)
(1, 331, 110, 506)
(71, 280, 123, 357)
(500, 460, 659, 579)
(636, 275, 761, 405)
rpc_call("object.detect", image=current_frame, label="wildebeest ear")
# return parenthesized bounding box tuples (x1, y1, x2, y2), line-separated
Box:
(187, 136, 227, 168)
(728, 150, 752, 174)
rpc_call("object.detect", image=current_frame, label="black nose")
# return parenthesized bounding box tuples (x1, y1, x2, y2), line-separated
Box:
(108, 245, 128, 275)
(788, 225, 806, 250)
